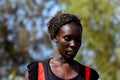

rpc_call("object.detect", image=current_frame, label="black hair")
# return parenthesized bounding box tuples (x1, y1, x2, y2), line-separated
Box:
(47, 10, 82, 39)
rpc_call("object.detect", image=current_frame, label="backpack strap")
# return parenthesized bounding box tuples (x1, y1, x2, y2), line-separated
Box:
(38, 63, 45, 80)
(85, 66, 91, 80)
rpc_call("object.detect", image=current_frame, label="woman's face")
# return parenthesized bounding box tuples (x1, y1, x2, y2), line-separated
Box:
(54, 23, 82, 60)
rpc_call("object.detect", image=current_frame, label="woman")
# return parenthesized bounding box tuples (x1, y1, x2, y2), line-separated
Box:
(25, 10, 99, 80)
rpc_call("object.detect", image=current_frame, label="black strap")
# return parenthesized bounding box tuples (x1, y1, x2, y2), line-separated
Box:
(42, 59, 50, 80)
(27, 62, 38, 80)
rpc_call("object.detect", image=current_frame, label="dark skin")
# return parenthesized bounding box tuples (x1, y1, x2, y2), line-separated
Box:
(25, 23, 82, 80)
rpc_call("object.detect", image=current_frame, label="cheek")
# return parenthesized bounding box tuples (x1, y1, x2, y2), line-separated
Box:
(58, 39, 69, 49)
(78, 42, 82, 47)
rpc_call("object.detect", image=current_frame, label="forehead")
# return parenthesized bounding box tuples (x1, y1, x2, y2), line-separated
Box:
(58, 23, 82, 36)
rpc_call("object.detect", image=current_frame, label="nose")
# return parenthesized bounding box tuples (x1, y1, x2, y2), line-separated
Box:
(70, 40, 75, 46)
(70, 40, 81, 48)
(70, 40, 77, 48)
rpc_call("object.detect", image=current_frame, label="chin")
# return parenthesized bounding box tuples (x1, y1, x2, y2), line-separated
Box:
(66, 56, 75, 61)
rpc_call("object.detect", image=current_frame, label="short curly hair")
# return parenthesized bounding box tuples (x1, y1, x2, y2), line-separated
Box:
(47, 10, 82, 39)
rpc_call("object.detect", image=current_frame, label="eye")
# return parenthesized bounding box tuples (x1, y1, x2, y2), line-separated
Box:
(64, 36, 71, 41)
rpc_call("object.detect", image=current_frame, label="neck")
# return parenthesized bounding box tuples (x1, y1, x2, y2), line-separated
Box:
(51, 54, 74, 64)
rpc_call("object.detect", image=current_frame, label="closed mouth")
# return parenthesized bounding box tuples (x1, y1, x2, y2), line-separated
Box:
(67, 50, 76, 56)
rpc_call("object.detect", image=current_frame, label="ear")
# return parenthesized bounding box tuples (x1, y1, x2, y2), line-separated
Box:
(53, 35, 58, 43)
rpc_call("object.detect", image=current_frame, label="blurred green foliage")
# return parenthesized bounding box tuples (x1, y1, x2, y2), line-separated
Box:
(0, 0, 120, 80)
(0, 0, 60, 79)
(59, 0, 120, 80)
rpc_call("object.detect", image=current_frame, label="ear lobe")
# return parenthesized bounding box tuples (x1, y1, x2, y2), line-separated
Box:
(53, 38, 57, 43)
(53, 36, 58, 43)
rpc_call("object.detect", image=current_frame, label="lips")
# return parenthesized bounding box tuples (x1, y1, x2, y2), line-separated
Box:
(67, 50, 76, 56)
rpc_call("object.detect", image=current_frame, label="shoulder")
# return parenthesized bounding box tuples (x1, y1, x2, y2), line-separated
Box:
(27, 62, 39, 80)
(27, 58, 50, 70)
(27, 62, 38, 69)
(26, 59, 50, 80)
(89, 67, 99, 80)
(74, 61, 99, 80)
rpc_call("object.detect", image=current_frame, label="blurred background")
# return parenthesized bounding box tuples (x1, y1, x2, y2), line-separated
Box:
(0, 0, 120, 80)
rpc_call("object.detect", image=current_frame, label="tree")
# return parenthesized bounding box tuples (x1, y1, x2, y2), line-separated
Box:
(58, 0, 120, 80)
(0, 0, 61, 79)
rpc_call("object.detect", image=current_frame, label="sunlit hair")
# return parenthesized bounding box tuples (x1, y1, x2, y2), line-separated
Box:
(47, 10, 82, 39)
